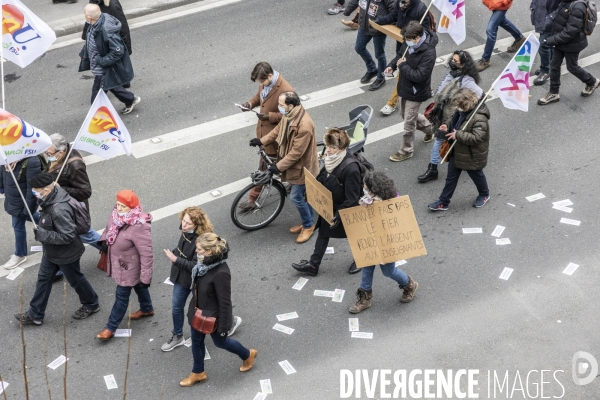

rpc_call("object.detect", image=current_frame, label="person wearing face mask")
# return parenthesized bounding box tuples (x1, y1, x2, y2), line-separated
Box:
(96, 190, 154, 340)
(374, 0, 433, 115)
(250, 92, 319, 244)
(428, 88, 491, 211)
(291, 128, 362, 276)
(418, 50, 482, 183)
(386, 21, 437, 163)
(14, 173, 100, 326)
(180, 233, 257, 387)
(238, 62, 295, 211)
(46, 133, 102, 253)
(349, 171, 419, 314)
(0, 155, 43, 271)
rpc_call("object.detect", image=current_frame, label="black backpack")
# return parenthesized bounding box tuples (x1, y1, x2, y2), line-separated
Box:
(571, 0, 598, 35)
(53, 198, 91, 235)
(333, 152, 375, 184)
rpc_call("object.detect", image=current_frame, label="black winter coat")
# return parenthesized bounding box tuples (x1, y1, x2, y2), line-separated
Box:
(314, 153, 362, 239)
(391, 30, 438, 102)
(169, 230, 199, 289)
(545, 0, 589, 52)
(187, 250, 233, 335)
(344, 0, 396, 36)
(35, 186, 85, 265)
(82, 0, 132, 55)
(47, 147, 92, 212)
(530, 0, 561, 33)
(377, 0, 431, 30)
(0, 156, 41, 218)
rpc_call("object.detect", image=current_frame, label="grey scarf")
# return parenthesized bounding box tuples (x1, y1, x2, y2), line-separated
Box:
(189, 259, 227, 289)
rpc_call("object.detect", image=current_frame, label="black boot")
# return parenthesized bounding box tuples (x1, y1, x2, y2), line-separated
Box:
(292, 260, 319, 276)
(418, 163, 438, 183)
(348, 262, 361, 274)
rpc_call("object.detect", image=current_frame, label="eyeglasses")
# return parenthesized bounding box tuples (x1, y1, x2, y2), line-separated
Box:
(45, 149, 61, 157)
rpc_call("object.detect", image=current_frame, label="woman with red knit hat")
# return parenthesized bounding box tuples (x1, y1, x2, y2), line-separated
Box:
(96, 190, 154, 341)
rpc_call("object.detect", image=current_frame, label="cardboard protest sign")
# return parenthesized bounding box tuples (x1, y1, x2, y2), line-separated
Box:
(368, 20, 404, 43)
(339, 196, 426, 268)
(304, 168, 334, 225)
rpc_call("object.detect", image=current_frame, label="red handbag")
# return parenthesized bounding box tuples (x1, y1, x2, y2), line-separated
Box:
(191, 308, 217, 334)
(96, 251, 108, 272)
(424, 102, 435, 120)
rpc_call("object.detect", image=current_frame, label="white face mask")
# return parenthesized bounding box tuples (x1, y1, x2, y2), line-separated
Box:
(186, 229, 195, 233)
(117, 212, 127, 217)
(325, 151, 341, 160)
(47, 156, 58, 162)
(360, 188, 374, 205)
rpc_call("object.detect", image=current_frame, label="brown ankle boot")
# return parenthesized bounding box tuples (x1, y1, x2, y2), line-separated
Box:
(289, 224, 303, 234)
(179, 372, 207, 387)
(240, 349, 257, 372)
(349, 288, 373, 314)
(296, 225, 316, 243)
(400, 276, 418, 303)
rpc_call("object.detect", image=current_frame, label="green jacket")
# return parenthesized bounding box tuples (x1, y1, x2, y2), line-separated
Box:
(448, 104, 490, 170)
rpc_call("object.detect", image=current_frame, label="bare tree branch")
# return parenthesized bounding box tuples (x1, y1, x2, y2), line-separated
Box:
(19, 275, 30, 400)
(41, 335, 53, 400)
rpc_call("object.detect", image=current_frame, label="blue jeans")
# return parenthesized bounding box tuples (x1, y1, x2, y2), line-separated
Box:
(28, 257, 99, 321)
(190, 327, 250, 373)
(80, 228, 102, 251)
(290, 184, 314, 229)
(355, 26, 387, 80)
(11, 212, 39, 257)
(360, 262, 409, 292)
(482, 10, 523, 61)
(430, 138, 444, 165)
(171, 282, 192, 336)
(439, 155, 489, 205)
(106, 283, 153, 332)
(538, 32, 553, 74)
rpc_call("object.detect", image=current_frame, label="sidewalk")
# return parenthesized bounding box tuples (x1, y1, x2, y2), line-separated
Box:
(27, 0, 205, 37)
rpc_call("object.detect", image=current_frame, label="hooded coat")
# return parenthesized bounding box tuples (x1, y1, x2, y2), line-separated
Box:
(446, 104, 491, 171)
(82, 0, 132, 55)
(544, 0, 589, 52)
(79, 14, 134, 90)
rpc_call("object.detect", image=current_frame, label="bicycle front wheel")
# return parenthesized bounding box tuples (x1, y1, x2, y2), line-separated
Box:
(230, 182, 286, 231)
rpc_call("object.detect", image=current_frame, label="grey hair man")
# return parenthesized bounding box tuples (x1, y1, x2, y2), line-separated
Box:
(79, 3, 140, 114)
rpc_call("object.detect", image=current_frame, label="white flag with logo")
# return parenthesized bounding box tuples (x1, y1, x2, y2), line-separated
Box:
(0, 109, 51, 164)
(492, 34, 540, 111)
(1, 0, 57, 68)
(433, 0, 466, 45)
(72, 91, 132, 159)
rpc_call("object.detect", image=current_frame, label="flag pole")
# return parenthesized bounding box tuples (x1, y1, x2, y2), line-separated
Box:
(1, 0, 5, 111)
(400, 0, 435, 58)
(0, 146, 39, 229)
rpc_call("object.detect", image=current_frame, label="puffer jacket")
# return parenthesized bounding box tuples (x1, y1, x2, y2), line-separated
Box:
(544, 0, 589, 52)
(0, 156, 41, 218)
(187, 248, 233, 335)
(482, 0, 513, 11)
(530, 0, 562, 33)
(99, 212, 153, 287)
(343, 0, 396, 36)
(447, 104, 491, 170)
(35, 186, 85, 264)
(390, 30, 438, 102)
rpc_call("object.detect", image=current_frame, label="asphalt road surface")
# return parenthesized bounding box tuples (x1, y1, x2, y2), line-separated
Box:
(1, 0, 599, 399)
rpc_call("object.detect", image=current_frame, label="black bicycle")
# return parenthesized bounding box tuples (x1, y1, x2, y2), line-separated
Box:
(230, 105, 373, 231)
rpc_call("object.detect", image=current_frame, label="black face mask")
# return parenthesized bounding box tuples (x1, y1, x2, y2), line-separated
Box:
(449, 61, 460, 70)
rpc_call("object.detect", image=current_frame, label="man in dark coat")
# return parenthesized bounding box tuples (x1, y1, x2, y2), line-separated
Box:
(386, 21, 437, 162)
(538, 0, 600, 105)
(46, 133, 102, 250)
(0, 156, 42, 270)
(83, 0, 131, 55)
(14, 173, 100, 326)
(343, 0, 396, 91)
(530, 0, 561, 85)
(80, 4, 140, 114)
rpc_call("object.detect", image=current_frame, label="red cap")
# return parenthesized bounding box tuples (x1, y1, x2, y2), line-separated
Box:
(116, 190, 140, 209)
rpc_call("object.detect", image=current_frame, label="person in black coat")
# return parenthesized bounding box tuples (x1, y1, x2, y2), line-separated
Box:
(538, 0, 600, 105)
(82, 0, 131, 55)
(292, 128, 362, 276)
(0, 156, 42, 270)
(530, 0, 561, 85)
(180, 234, 257, 387)
(386, 21, 437, 162)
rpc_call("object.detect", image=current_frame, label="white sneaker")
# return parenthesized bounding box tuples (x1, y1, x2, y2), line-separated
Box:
(228, 316, 242, 336)
(380, 104, 396, 115)
(3, 255, 26, 270)
(122, 96, 141, 114)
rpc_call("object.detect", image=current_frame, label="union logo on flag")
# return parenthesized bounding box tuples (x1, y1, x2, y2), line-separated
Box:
(0, 109, 52, 164)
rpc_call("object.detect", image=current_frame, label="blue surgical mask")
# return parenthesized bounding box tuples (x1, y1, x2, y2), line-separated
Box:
(47, 156, 57, 162)
(278, 106, 288, 115)
(32, 189, 43, 199)
(406, 41, 416, 47)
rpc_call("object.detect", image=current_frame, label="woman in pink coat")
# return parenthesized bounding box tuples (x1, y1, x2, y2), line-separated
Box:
(96, 190, 154, 341)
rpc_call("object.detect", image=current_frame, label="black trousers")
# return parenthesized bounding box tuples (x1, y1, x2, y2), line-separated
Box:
(91, 75, 135, 106)
(310, 233, 330, 269)
(549, 48, 596, 94)
(439, 155, 489, 205)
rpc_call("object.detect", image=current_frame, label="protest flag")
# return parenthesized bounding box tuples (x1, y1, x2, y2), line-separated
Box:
(0, 108, 51, 165)
(433, 0, 466, 45)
